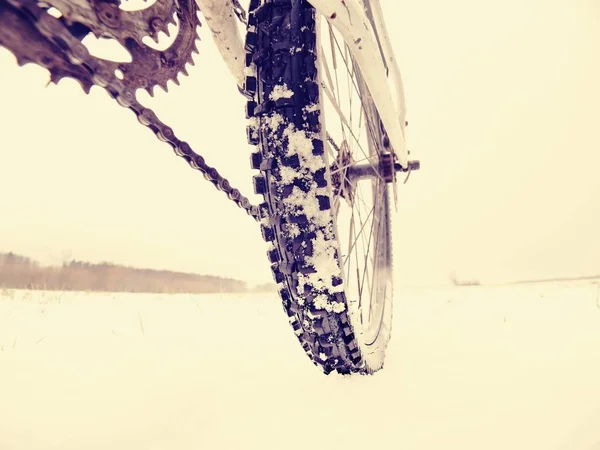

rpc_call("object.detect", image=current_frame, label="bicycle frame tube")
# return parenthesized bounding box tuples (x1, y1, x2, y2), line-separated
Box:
(195, 0, 246, 88)
(197, 0, 409, 167)
(363, 0, 408, 140)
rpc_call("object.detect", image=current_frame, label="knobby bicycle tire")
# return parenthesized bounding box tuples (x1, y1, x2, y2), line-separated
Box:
(243, 0, 394, 375)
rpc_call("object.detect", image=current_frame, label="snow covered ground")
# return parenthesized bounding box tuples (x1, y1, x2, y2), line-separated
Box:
(1, 282, 600, 450)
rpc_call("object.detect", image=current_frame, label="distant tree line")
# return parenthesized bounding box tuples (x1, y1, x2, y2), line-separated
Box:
(0, 252, 249, 294)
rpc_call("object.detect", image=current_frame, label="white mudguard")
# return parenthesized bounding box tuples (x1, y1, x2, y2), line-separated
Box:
(195, 0, 246, 88)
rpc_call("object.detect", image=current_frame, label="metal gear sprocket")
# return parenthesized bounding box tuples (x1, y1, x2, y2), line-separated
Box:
(0, 0, 201, 94)
(116, 0, 201, 95)
(0, 1, 97, 92)
(38, 0, 178, 44)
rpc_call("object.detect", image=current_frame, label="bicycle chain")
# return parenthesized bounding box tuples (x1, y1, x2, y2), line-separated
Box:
(3, 0, 263, 221)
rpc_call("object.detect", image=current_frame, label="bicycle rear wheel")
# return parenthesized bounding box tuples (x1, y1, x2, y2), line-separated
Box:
(244, 0, 395, 374)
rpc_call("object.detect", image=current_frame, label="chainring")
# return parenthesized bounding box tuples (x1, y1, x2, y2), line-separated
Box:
(116, 0, 201, 95)
(0, 0, 201, 94)
(40, 0, 178, 44)
(0, 1, 97, 92)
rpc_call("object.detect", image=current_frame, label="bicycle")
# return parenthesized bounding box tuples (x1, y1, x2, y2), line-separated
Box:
(0, 0, 420, 375)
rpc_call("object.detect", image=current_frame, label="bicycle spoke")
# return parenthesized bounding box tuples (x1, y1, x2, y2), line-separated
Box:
(342, 205, 375, 269)
(331, 32, 382, 152)
(312, 11, 394, 355)
(355, 185, 375, 304)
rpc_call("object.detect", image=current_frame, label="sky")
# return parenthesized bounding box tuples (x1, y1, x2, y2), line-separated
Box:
(0, 0, 599, 287)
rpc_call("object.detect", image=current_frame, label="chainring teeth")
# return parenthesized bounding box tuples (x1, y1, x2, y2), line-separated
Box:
(6, 0, 202, 94)
(117, 6, 201, 94)
(0, 0, 94, 91)
(39, 0, 179, 44)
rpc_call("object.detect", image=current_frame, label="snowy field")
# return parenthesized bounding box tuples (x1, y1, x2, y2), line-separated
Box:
(1, 282, 600, 450)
